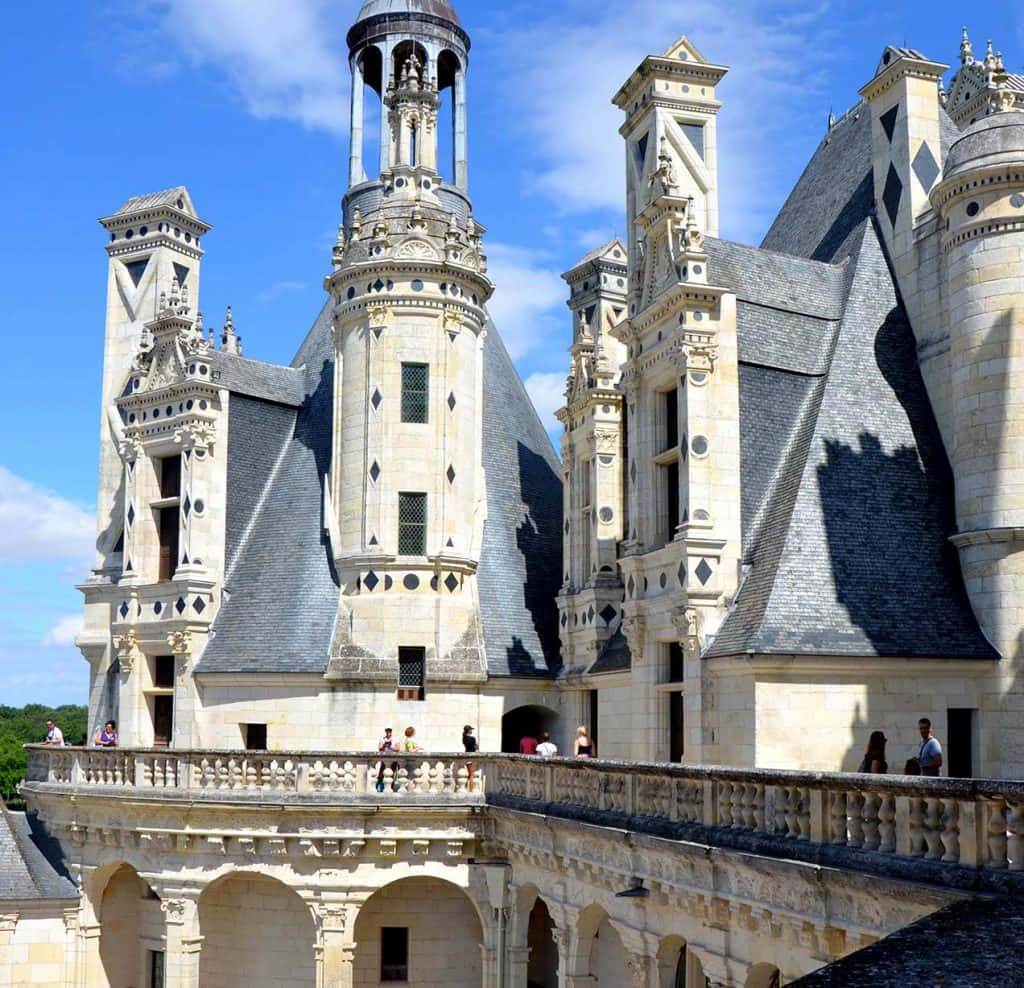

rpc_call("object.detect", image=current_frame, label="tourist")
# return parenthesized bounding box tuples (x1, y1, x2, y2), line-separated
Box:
(94, 720, 118, 747)
(858, 731, 887, 773)
(377, 727, 398, 793)
(462, 725, 477, 791)
(519, 733, 538, 755)
(903, 757, 921, 776)
(402, 726, 421, 752)
(43, 719, 64, 746)
(917, 718, 943, 777)
(573, 725, 594, 759)
(536, 732, 558, 758)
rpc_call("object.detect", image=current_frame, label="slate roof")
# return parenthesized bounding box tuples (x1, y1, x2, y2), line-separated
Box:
(0, 802, 77, 902)
(197, 301, 563, 678)
(112, 187, 193, 217)
(706, 96, 993, 659)
(589, 627, 631, 674)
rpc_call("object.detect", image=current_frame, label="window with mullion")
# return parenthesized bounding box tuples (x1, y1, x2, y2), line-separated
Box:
(401, 362, 429, 423)
(398, 492, 427, 555)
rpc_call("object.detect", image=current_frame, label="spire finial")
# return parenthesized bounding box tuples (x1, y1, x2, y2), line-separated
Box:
(827, 105, 836, 131)
(960, 26, 973, 65)
(984, 39, 996, 70)
(221, 305, 240, 355)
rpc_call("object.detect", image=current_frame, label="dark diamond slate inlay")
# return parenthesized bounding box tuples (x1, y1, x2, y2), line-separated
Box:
(371, 388, 382, 410)
(448, 392, 456, 411)
(445, 573, 458, 593)
(696, 559, 713, 586)
(882, 163, 903, 227)
(447, 465, 456, 484)
(194, 597, 205, 613)
(175, 597, 186, 614)
(373, 327, 383, 340)
(369, 534, 378, 546)
(127, 505, 135, 525)
(119, 601, 129, 618)
(370, 461, 381, 482)
(599, 604, 616, 624)
(879, 103, 899, 143)
(678, 562, 686, 586)
(364, 570, 379, 592)
(446, 538, 454, 548)
(912, 142, 940, 193)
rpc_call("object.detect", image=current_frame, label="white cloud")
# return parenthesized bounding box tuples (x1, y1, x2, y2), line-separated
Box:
(256, 279, 308, 303)
(524, 371, 568, 438)
(42, 614, 84, 648)
(575, 226, 620, 250)
(0, 466, 95, 565)
(485, 244, 568, 361)
(133, 0, 350, 133)
(486, 0, 834, 243)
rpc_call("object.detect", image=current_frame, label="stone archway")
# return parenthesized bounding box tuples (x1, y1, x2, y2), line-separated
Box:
(526, 896, 558, 988)
(98, 863, 144, 988)
(657, 934, 707, 988)
(198, 872, 315, 987)
(575, 905, 629, 984)
(501, 704, 559, 752)
(353, 876, 483, 987)
(747, 961, 783, 988)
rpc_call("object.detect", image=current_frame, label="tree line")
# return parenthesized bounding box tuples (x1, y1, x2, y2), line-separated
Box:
(0, 703, 88, 807)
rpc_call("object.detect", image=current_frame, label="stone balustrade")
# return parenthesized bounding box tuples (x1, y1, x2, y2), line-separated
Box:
(22, 746, 483, 801)
(22, 747, 1024, 888)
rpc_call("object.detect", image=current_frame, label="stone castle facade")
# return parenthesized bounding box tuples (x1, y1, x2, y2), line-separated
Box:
(4, 2, 1024, 985)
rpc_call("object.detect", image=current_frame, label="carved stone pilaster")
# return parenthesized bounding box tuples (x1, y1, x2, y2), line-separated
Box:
(621, 614, 646, 664)
(112, 628, 139, 675)
(672, 605, 701, 658)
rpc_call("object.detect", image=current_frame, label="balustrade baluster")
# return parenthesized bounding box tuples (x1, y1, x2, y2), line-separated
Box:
(878, 794, 896, 853)
(909, 797, 926, 857)
(1007, 801, 1024, 871)
(940, 798, 960, 863)
(245, 760, 258, 790)
(986, 799, 1008, 869)
(924, 798, 944, 859)
(861, 791, 880, 850)
(830, 791, 848, 844)
(846, 791, 864, 847)
(718, 782, 733, 827)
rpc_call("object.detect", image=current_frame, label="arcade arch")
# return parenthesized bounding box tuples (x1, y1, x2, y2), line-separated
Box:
(747, 961, 783, 988)
(198, 872, 315, 988)
(501, 703, 559, 752)
(352, 876, 483, 987)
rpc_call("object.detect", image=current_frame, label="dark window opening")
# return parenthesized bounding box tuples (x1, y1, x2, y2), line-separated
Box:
(670, 692, 685, 762)
(149, 949, 165, 988)
(381, 927, 409, 981)
(159, 455, 181, 499)
(665, 461, 680, 542)
(152, 695, 173, 747)
(947, 708, 974, 777)
(398, 492, 427, 555)
(158, 506, 179, 581)
(663, 387, 678, 451)
(401, 362, 429, 423)
(668, 642, 684, 682)
(588, 689, 599, 748)
(398, 647, 425, 701)
(244, 724, 268, 750)
(154, 655, 175, 689)
(673, 946, 686, 988)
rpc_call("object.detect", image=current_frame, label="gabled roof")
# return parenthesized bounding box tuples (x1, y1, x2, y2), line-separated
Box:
(112, 186, 198, 218)
(565, 238, 628, 276)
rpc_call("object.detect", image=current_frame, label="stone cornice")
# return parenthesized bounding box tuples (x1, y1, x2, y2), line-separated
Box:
(859, 55, 948, 103)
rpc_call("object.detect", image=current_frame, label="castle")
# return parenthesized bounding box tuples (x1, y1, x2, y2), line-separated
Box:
(4, 2, 1024, 985)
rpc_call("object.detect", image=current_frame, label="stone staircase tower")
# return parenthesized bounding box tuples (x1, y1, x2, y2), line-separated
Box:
(325, 0, 495, 696)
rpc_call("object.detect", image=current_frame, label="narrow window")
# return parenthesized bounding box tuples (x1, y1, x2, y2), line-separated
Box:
(670, 692, 685, 762)
(588, 689, 599, 747)
(381, 927, 409, 981)
(398, 646, 425, 701)
(668, 642, 684, 682)
(159, 455, 181, 499)
(947, 708, 975, 777)
(154, 655, 175, 689)
(158, 507, 179, 580)
(401, 363, 429, 423)
(663, 387, 678, 451)
(665, 460, 680, 542)
(244, 724, 268, 750)
(149, 949, 165, 988)
(152, 696, 173, 747)
(398, 492, 427, 555)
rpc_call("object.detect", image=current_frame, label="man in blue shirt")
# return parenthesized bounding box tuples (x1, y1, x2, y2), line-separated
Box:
(918, 718, 943, 777)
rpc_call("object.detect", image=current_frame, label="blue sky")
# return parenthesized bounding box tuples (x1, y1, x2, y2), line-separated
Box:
(1, 0, 1020, 707)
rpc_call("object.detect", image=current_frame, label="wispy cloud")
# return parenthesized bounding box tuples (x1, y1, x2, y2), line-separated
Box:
(524, 371, 567, 439)
(42, 614, 84, 648)
(483, 0, 834, 243)
(118, 0, 350, 132)
(0, 467, 95, 565)
(256, 279, 308, 303)
(485, 244, 567, 361)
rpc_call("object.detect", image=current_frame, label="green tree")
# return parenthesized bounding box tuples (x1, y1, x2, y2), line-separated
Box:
(0, 703, 88, 806)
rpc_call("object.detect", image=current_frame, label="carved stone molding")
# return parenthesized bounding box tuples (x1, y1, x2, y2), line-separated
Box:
(167, 630, 192, 657)
(621, 614, 646, 663)
(672, 605, 701, 658)
(112, 628, 139, 674)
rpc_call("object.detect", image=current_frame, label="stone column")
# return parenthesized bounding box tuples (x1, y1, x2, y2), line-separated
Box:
(77, 922, 103, 988)
(161, 895, 202, 987)
(379, 41, 393, 175)
(349, 54, 365, 187)
(316, 897, 364, 988)
(454, 67, 468, 188)
(507, 945, 531, 987)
